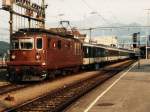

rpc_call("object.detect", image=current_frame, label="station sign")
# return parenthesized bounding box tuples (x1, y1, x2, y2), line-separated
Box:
(2, 0, 45, 20)
(15, 0, 43, 13)
(2, 0, 13, 9)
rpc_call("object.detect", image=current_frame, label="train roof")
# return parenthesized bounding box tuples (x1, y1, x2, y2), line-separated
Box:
(12, 28, 80, 41)
(83, 43, 135, 53)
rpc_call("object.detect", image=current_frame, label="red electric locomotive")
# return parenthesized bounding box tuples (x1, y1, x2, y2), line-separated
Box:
(7, 28, 83, 81)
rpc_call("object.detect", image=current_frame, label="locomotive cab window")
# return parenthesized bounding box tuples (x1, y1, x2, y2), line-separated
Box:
(37, 38, 42, 49)
(11, 39, 33, 50)
(20, 39, 33, 50)
(11, 40, 19, 50)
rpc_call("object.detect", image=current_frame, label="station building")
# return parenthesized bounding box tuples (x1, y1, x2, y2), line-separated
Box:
(92, 36, 118, 47)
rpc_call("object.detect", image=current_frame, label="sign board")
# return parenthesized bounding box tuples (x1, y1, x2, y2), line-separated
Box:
(2, 0, 13, 9)
(2, 0, 46, 38)
(2, 0, 45, 21)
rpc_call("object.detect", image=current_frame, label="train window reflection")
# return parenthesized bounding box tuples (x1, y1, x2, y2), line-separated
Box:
(11, 39, 33, 50)
(20, 39, 33, 50)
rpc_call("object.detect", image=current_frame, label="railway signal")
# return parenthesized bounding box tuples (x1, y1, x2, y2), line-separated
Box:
(133, 33, 138, 48)
(132, 32, 141, 68)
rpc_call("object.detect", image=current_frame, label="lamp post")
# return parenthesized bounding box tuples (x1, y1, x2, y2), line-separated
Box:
(89, 27, 92, 43)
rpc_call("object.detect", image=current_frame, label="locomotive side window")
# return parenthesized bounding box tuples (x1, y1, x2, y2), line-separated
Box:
(37, 38, 42, 49)
(78, 43, 81, 55)
(76, 43, 79, 55)
(74, 43, 77, 55)
(57, 40, 61, 49)
(67, 42, 71, 49)
(74, 42, 81, 55)
(48, 39, 51, 48)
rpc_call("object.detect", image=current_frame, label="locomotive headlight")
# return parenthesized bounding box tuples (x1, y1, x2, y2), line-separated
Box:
(42, 62, 46, 66)
(36, 54, 41, 60)
(11, 55, 16, 60)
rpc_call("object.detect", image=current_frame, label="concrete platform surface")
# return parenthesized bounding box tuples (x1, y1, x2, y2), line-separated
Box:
(65, 59, 150, 112)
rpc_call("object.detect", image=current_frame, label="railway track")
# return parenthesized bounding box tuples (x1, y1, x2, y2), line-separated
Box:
(5, 60, 135, 112)
(0, 84, 30, 96)
(0, 70, 30, 96)
(0, 73, 82, 97)
(0, 82, 10, 87)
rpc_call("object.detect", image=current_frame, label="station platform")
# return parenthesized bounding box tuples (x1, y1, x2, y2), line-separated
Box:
(65, 59, 150, 112)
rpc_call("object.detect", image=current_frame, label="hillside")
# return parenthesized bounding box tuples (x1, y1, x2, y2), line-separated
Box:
(0, 41, 9, 57)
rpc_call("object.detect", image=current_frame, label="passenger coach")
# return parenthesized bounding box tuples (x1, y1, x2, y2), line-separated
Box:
(83, 43, 135, 69)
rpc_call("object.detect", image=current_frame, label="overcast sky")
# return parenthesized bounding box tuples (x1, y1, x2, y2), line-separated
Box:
(45, 0, 149, 24)
(0, 0, 150, 42)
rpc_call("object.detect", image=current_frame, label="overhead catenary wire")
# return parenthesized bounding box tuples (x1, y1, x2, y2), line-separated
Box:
(79, 25, 150, 31)
(80, 0, 113, 26)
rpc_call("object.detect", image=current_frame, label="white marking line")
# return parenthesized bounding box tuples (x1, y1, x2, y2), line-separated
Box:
(84, 62, 137, 112)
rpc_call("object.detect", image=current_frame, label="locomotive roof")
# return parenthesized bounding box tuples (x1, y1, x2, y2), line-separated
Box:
(12, 28, 80, 41)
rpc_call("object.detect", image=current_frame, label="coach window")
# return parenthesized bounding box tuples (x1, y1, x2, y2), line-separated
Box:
(89, 47, 92, 58)
(57, 40, 61, 49)
(37, 38, 42, 49)
(86, 47, 89, 57)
